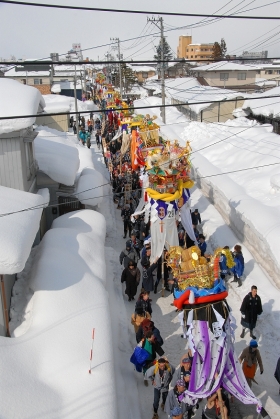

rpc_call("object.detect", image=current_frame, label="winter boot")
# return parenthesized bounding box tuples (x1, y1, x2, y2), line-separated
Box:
(231, 275, 238, 283)
(144, 379, 149, 387)
(250, 330, 256, 339)
(161, 402, 165, 410)
(154, 286, 158, 294)
(152, 413, 159, 419)
(237, 277, 242, 287)
(240, 328, 245, 338)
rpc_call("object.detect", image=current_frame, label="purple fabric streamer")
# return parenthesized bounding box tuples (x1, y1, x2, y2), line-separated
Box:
(181, 310, 262, 413)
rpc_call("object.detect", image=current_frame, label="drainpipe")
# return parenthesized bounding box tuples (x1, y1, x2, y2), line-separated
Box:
(0, 275, 10, 337)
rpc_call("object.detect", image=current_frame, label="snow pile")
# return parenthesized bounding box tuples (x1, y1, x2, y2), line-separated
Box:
(193, 61, 260, 72)
(134, 97, 280, 288)
(3, 210, 117, 419)
(34, 127, 80, 185)
(43, 94, 96, 114)
(75, 168, 104, 207)
(0, 78, 45, 134)
(243, 86, 280, 118)
(0, 185, 47, 274)
(255, 77, 277, 87)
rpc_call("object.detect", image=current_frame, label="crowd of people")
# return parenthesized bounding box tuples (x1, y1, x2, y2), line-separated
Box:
(85, 87, 278, 419)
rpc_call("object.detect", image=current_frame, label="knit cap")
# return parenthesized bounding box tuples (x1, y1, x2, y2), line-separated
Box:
(171, 407, 183, 416)
(250, 339, 258, 348)
(176, 379, 186, 387)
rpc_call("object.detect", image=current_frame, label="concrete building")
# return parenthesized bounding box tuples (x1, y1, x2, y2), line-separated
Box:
(192, 61, 260, 92)
(177, 35, 214, 61)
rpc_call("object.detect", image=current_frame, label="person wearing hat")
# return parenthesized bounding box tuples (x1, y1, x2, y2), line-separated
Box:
(121, 260, 141, 301)
(135, 291, 153, 316)
(172, 354, 192, 387)
(165, 379, 195, 419)
(145, 357, 175, 419)
(128, 230, 143, 257)
(239, 340, 264, 388)
(170, 406, 183, 419)
(119, 241, 139, 269)
(191, 208, 201, 228)
(141, 255, 159, 293)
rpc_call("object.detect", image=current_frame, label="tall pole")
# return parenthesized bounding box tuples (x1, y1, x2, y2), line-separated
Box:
(83, 64, 87, 97)
(117, 38, 123, 100)
(148, 17, 166, 123)
(74, 65, 79, 139)
(160, 17, 166, 123)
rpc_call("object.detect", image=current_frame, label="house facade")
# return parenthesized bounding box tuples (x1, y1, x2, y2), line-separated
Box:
(5, 64, 52, 94)
(177, 35, 214, 61)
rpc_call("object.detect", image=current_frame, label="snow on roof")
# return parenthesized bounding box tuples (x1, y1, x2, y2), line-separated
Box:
(159, 78, 245, 113)
(75, 168, 104, 206)
(0, 186, 48, 274)
(34, 127, 80, 185)
(0, 79, 45, 135)
(255, 77, 277, 87)
(3, 209, 117, 419)
(5, 66, 50, 77)
(243, 86, 280, 118)
(42, 94, 95, 114)
(193, 61, 261, 72)
(130, 65, 157, 73)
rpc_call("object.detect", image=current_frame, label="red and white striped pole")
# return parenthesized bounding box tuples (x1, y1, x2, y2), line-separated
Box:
(88, 328, 95, 374)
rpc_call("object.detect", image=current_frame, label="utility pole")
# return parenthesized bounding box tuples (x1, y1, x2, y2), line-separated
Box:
(148, 16, 166, 123)
(111, 37, 122, 99)
(74, 65, 79, 139)
(83, 64, 87, 97)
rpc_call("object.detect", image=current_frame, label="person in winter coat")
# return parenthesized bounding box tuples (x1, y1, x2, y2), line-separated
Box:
(219, 246, 231, 280)
(86, 133, 91, 149)
(121, 260, 140, 301)
(145, 358, 175, 419)
(231, 244, 244, 287)
(138, 330, 165, 378)
(79, 128, 87, 145)
(135, 291, 153, 316)
(131, 307, 151, 333)
(165, 379, 195, 419)
(136, 318, 163, 346)
(198, 234, 207, 257)
(128, 230, 142, 257)
(240, 285, 262, 339)
(172, 356, 192, 387)
(121, 204, 132, 238)
(239, 339, 264, 388)
(141, 257, 158, 293)
(119, 242, 139, 269)
(191, 209, 201, 227)
(170, 407, 183, 419)
(274, 357, 280, 393)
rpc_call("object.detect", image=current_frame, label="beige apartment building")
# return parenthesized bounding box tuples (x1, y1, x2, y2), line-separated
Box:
(177, 35, 214, 60)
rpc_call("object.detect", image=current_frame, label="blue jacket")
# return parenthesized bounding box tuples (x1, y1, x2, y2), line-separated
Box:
(219, 254, 228, 274)
(231, 252, 244, 277)
(198, 241, 206, 256)
(79, 131, 87, 142)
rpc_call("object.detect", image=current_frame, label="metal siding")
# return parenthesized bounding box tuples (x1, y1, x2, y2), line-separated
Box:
(0, 140, 7, 186)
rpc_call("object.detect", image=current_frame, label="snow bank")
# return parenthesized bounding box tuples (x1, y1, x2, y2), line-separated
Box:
(134, 97, 280, 288)
(243, 86, 280, 118)
(34, 128, 80, 185)
(43, 94, 96, 114)
(0, 185, 47, 274)
(75, 168, 104, 206)
(2, 210, 117, 419)
(0, 79, 45, 134)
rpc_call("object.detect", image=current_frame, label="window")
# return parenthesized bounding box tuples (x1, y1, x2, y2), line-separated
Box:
(195, 55, 197, 58)
(142, 72, 148, 79)
(186, 49, 188, 52)
(220, 73, 229, 81)
(191, 48, 193, 51)
(34, 79, 42, 85)
(237, 72, 246, 80)
(21, 79, 26, 84)
(191, 55, 193, 58)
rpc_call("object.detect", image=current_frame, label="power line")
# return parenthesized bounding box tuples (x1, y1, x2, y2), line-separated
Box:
(1, 93, 280, 121)
(1, 0, 280, 19)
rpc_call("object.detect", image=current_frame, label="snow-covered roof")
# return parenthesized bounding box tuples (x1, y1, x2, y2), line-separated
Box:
(75, 168, 104, 206)
(5, 66, 50, 77)
(130, 65, 157, 73)
(242, 86, 280, 118)
(255, 77, 277, 87)
(42, 94, 95, 114)
(0, 186, 48, 274)
(34, 127, 80, 185)
(0, 79, 45, 135)
(2, 209, 117, 419)
(193, 61, 261, 72)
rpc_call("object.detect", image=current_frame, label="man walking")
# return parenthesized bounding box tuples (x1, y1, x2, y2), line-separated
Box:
(240, 285, 263, 339)
(239, 340, 264, 388)
(121, 204, 132, 238)
(145, 358, 175, 419)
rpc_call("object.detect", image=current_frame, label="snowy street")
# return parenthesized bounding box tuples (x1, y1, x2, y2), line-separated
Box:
(92, 139, 280, 419)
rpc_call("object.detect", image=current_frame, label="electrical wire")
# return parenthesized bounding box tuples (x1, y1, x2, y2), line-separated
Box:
(1, 0, 279, 19)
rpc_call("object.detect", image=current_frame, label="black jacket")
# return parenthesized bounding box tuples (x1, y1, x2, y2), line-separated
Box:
(135, 299, 152, 315)
(240, 292, 262, 328)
